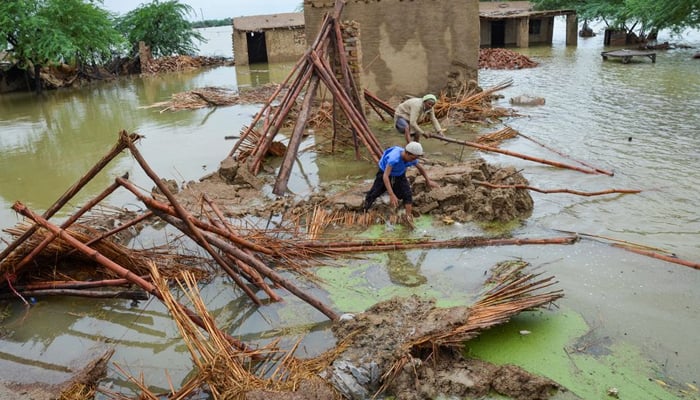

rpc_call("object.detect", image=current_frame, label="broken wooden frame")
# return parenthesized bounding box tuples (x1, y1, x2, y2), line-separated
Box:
(228, 0, 383, 196)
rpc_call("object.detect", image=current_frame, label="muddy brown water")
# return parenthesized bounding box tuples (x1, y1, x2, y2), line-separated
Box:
(1, 22, 699, 398)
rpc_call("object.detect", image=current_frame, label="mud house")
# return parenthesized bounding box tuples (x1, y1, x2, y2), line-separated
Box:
(232, 12, 306, 66)
(479, 1, 577, 48)
(303, 0, 481, 100)
(230, 2, 576, 98)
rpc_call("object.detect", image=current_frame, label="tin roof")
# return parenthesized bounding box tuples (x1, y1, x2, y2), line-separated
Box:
(232, 12, 304, 32)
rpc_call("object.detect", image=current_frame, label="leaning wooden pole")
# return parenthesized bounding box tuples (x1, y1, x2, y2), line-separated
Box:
(310, 51, 382, 161)
(124, 139, 264, 305)
(116, 177, 276, 256)
(11, 177, 124, 274)
(331, 18, 361, 158)
(429, 134, 604, 175)
(248, 62, 315, 175)
(0, 131, 136, 264)
(202, 194, 282, 302)
(274, 74, 321, 195)
(115, 177, 264, 304)
(148, 208, 263, 305)
(10, 201, 255, 354)
(228, 54, 309, 158)
(157, 209, 340, 321)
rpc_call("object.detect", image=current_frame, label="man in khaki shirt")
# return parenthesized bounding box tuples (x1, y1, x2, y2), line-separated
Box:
(394, 94, 444, 143)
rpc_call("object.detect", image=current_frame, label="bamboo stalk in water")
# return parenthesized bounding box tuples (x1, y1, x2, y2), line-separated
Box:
(428, 133, 605, 175)
(473, 180, 641, 196)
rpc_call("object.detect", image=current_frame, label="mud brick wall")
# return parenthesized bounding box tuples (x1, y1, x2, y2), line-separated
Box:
(304, 0, 480, 99)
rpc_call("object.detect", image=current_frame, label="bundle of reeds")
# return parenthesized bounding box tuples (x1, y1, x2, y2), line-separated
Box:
(476, 126, 519, 147)
(124, 266, 342, 399)
(433, 78, 515, 123)
(378, 260, 563, 395)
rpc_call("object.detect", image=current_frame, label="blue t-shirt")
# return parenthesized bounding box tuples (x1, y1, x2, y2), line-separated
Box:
(378, 146, 418, 176)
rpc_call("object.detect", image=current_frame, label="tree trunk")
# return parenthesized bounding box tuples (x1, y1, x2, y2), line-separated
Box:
(33, 63, 42, 94)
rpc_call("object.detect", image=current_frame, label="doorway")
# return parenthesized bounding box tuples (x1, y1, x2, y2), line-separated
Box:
(246, 31, 268, 64)
(491, 20, 506, 47)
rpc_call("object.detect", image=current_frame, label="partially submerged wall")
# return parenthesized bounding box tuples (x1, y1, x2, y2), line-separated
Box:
(267, 29, 307, 63)
(304, 0, 480, 99)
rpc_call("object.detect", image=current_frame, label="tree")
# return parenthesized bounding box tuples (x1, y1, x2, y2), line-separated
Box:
(0, 0, 124, 93)
(532, 0, 700, 37)
(115, 0, 205, 58)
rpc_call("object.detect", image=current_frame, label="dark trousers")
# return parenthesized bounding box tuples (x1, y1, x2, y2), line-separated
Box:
(364, 170, 412, 211)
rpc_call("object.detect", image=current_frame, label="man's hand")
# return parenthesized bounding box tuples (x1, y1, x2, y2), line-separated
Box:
(389, 193, 399, 207)
(426, 179, 439, 190)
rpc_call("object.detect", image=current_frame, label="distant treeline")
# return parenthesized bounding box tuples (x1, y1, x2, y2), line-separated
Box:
(191, 18, 232, 29)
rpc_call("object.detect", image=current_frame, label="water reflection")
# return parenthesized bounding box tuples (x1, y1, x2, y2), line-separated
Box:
(386, 250, 428, 287)
(235, 62, 296, 89)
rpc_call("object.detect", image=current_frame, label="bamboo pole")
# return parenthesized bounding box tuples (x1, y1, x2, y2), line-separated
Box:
(611, 244, 700, 270)
(274, 75, 321, 195)
(83, 211, 154, 247)
(124, 141, 263, 305)
(517, 132, 614, 176)
(157, 209, 340, 321)
(249, 62, 315, 175)
(473, 181, 641, 196)
(248, 16, 335, 175)
(11, 201, 255, 354)
(12, 177, 124, 273)
(0, 131, 137, 265)
(0, 288, 149, 300)
(116, 177, 276, 256)
(309, 51, 382, 161)
(16, 277, 143, 290)
(332, 18, 361, 159)
(228, 55, 309, 158)
(295, 235, 579, 253)
(202, 194, 282, 302)
(148, 208, 263, 305)
(363, 89, 395, 118)
(428, 134, 604, 175)
(317, 54, 384, 157)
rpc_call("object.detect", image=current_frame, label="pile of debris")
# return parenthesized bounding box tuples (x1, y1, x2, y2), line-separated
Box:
(141, 55, 230, 75)
(145, 83, 293, 112)
(479, 48, 539, 69)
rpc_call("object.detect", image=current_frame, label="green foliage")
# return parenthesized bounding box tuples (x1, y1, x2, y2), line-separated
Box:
(115, 0, 205, 57)
(531, 0, 700, 35)
(0, 0, 123, 69)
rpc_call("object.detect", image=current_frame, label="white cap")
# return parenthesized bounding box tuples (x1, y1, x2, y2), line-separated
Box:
(405, 141, 424, 156)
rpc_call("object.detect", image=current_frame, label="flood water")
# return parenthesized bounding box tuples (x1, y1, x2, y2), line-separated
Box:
(1, 22, 699, 398)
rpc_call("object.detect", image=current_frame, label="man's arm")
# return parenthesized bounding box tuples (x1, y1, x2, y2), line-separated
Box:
(416, 164, 438, 189)
(382, 165, 399, 207)
(429, 110, 444, 135)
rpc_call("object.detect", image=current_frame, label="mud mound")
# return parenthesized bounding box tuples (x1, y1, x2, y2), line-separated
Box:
(172, 158, 533, 226)
(325, 295, 561, 399)
(326, 158, 533, 223)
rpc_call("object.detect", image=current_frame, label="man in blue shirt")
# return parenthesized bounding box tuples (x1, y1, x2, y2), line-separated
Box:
(363, 141, 437, 219)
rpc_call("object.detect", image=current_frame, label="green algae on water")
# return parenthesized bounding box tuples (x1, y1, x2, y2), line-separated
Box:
(464, 309, 687, 400)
